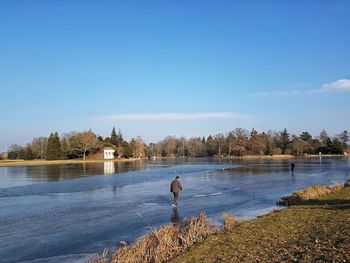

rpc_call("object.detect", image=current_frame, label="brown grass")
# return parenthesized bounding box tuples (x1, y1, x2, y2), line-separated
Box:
(171, 186, 350, 263)
(88, 183, 348, 263)
(88, 213, 212, 263)
(221, 213, 239, 232)
(278, 183, 343, 206)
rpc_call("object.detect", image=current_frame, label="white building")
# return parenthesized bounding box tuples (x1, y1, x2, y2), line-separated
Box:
(103, 148, 115, 160)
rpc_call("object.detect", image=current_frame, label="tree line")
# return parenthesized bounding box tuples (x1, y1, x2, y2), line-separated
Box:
(5, 128, 349, 160)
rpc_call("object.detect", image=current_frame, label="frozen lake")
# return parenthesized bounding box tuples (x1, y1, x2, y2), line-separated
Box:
(0, 158, 349, 262)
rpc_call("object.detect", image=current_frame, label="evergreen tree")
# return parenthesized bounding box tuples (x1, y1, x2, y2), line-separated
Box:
(338, 130, 349, 150)
(279, 128, 290, 154)
(122, 141, 133, 158)
(325, 137, 333, 154)
(300, 131, 312, 142)
(18, 149, 26, 159)
(7, 151, 17, 160)
(118, 129, 123, 142)
(24, 145, 34, 160)
(250, 128, 258, 138)
(60, 138, 69, 160)
(110, 127, 118, 146)
(46, 132, 62, 160)
(319, 130, 329, 144)
(7, 144, 23, 159)
(332, 138, 343, 154)
(205, 135, 216, 156)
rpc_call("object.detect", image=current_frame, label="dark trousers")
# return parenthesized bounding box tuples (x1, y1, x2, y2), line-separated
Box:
(173, 192, 179, 204)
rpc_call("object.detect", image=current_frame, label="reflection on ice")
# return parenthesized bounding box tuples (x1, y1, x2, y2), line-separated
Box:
(104, 161, 115, 175)
(170, 207, 181, 225)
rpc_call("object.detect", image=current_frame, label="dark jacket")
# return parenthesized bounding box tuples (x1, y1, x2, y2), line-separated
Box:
(170, 179, 182, 193)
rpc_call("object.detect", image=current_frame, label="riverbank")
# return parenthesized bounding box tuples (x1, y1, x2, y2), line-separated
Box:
(1, 154, 346, 167)
(220, 154, 345, 160)
(89, 183, 350, 263)
(0, 158, 140, 167)
(171, 184, 350, 263)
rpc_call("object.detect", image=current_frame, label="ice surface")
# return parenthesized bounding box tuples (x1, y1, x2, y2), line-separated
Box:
(0, 158, 349, 262)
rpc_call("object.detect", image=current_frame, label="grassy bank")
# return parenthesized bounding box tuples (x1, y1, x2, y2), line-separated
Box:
(88, 213, 213, 263)
(0, 158, 140, 167)
(171, 185, 350, 263)
(89, 183, 350, 263)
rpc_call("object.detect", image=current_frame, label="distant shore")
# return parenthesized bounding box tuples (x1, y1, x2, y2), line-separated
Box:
(0, 154, 347, 167)
(217, 153, 346, 160)
(0, 158, 140, 167)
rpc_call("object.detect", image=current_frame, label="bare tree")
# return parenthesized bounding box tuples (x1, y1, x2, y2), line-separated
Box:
(214, 133, 226, 157)
(31, 137, 48, 159)
(178, 136, 187, 157)
(292, 138, 306, 156)
(8, 144, 25, 159)
(231, 128, 249, 156)
(161, 136, 177, 157)
(130, 136, 145, 158)
(69, 131, 100, 159)
(186, 137, 205, 157)
(250, 133, 267, 155)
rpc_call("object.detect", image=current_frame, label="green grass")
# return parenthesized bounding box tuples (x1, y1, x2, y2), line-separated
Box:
(170, 187, 350, 263)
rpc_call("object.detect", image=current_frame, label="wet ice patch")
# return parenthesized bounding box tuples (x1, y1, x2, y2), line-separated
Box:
(193, 192, 222, 198)
(21, 253, 88, 263)
(237, 206, 276, 220)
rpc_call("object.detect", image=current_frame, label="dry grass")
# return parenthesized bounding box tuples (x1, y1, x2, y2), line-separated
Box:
(171, 186, 350, 263)
(88, 213, 212, 263)
(88, 183, 349, 263)
(278, 183, 343, 206)
(221, 213, 239, 232)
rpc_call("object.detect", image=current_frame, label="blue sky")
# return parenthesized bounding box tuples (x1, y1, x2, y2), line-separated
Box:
(1, 1, 350, 151)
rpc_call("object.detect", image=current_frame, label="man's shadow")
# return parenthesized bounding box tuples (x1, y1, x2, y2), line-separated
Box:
(170, 207, 181, 225)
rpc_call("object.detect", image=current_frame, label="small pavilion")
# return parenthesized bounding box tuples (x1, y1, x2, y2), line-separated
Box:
(103, 147, 115, 160)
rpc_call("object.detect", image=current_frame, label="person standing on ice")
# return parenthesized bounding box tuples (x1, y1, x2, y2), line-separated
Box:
(170, 176, 182, 207)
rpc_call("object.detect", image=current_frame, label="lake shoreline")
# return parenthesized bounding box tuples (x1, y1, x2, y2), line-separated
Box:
(0, 158, 140, 167)
(0, 154, 346, 167)
(218, 154, 346, 160)
(89, 182, 350, 263)
(170, 182, 350, 263)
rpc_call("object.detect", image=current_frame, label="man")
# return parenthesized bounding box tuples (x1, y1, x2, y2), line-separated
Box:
(170, 176, 182, 207)
(291, 162, 295, 174)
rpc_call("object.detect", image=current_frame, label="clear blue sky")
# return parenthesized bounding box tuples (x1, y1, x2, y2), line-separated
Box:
(1, 1, 350, 151)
